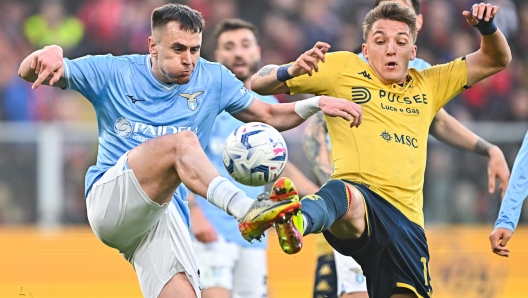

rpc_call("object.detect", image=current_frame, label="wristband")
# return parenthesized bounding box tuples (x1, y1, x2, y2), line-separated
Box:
(277, 64, 293, 82)
(472, 8, 497, 35)
(294, 96, 321, 119)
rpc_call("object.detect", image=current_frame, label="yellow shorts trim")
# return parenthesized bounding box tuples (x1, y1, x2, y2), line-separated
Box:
(395, 282, 428, 298)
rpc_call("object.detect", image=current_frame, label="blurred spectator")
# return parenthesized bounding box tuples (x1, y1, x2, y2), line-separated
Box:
(76, 0, 125, 55)
(24, 0, 84, 55)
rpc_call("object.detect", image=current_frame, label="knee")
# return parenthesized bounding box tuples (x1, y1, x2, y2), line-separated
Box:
(170, 131, 200, 154)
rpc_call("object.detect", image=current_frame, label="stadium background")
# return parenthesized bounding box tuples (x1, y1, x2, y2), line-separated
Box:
(0, 0, 527, 297)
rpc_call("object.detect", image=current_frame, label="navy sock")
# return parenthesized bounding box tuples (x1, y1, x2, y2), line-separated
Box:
(300, 180, 351, 235)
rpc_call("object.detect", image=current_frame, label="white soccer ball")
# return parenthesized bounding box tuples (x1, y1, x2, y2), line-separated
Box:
(222, 122, 288, 186)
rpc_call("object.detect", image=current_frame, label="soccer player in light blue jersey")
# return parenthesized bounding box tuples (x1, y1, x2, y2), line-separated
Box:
(490, 131, 528, 257)
(302, 1, 510, 297)
(18, 4, 362, 298)
(189, 18, 320, 298)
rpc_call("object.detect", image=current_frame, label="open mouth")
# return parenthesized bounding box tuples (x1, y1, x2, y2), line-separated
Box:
(386, 61, 397, 69)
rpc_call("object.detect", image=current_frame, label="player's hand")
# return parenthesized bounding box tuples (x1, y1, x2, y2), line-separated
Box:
(31, 45, 64, 89)
(190, 207, 218, 243)
(319, 96, 362, 128)
(463, 3, 499, 25)
(487, 146, 510, 198)
(489, 227, 513, 257)
(289, 42, 331, 77)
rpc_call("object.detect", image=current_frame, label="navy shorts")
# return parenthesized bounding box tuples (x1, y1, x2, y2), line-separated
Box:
(323, 181, 432, 298)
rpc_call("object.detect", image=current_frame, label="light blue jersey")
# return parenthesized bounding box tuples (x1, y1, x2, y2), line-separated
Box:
(494, 131, 528, 231)
(63, 54, 254, 227)
(194, 92, 278, 248)
(357, 53, 431, 70)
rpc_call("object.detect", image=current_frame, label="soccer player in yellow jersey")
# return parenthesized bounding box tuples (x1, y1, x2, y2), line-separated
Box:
(249, 2, 511, 297)
(306, 1, 510, 297)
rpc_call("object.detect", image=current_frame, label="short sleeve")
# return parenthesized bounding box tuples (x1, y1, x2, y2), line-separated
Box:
(286, 51, 352, 95)
(218, 64, 254, 115)
(63, 54, 115, 103)
(419, 57, 468, 111)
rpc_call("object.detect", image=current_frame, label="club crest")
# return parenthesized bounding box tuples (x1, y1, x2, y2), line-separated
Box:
(179, 91, 204, 111)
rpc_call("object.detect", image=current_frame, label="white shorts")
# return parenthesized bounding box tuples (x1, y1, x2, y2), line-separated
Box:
(193, 237, 267, 298)
(86, 152, 201, 298)
(334, 250, 367, 295)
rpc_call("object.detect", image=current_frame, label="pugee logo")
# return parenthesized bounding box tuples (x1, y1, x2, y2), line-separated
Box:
(114, 117, 198, 142)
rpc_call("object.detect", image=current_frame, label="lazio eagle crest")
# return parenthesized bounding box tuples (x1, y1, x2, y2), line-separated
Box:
(179, 91, 204, 111)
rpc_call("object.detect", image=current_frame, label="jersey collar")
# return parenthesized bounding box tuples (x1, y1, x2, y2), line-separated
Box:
(145, 54, 182, 91)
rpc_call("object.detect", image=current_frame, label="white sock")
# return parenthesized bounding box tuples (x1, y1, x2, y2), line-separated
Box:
(227, 192, 254, 221)
(206, 177, 252, 220)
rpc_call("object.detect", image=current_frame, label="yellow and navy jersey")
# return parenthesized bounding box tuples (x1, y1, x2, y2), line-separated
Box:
(287, 51, 468, 228)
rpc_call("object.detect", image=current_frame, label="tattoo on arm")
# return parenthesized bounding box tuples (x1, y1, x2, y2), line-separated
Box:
(474, 138, 493, 157)
(257, 65, 276, 77)
(302, 111, 332, 185)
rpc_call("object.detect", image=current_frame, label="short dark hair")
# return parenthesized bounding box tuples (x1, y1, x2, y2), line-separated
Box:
(151, 4, 205, 33)
(375, 0, 421, 14)
(363, 1, 418, 43)
(213, 18, 258, 48)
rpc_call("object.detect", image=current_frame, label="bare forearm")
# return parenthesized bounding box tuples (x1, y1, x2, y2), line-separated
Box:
(251, 65, 290, 95)
(430, 109, 492, 157)
(466, 30, 511, 86)
(480, 30, 511, 69)
(235, 101, 305, 132)
(302, 112, 333, 185)
(187, 192, 198, 210)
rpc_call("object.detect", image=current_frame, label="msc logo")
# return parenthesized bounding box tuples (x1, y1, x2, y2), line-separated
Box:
(179, 91, 204, 111)
(351, 87, 371, 104)
(380, 130, 418, 148)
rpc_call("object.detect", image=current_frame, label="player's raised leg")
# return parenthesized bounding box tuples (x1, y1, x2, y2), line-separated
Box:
(259, 177, 366, 255)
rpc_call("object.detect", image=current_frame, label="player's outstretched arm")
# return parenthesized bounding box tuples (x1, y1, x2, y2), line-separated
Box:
(464, 3, 512, 87)
(490, 131, 528, 255)
(233, 95, 362, 132)
(251, 42, 330, 95)
(430, 109, 510, 197)
(188, 192, 218, 243)
(18, 45, 66, 89)
(302, 111, 333, 186)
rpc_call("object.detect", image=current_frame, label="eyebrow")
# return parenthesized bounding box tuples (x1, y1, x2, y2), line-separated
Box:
(373, 30, 410, 37)
(171, 42, 201, 49)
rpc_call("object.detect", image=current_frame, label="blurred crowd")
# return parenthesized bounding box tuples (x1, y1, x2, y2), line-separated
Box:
(0, 0, 527, 225)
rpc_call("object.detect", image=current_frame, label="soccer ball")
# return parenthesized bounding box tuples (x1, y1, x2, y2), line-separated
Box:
(223, 122, 288, 186)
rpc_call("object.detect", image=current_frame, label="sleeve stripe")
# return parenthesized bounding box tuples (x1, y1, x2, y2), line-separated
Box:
(62, 58, 72, 90)
(228, 95, 255, 115)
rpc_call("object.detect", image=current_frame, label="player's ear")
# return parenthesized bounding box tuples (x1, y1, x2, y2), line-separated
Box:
(416, 14, 423, 31)
(410, 45, 417, 61)
(148, 36, 158, 57)
(361, 43, 368, 61)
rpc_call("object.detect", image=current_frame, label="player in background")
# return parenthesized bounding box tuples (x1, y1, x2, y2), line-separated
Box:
(17, 4, 362, 298)
(250, 2, 511, 297)
(489, 130, 528, 257)
(304, 1, 510, 297)
(189, 18, 320, 298)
